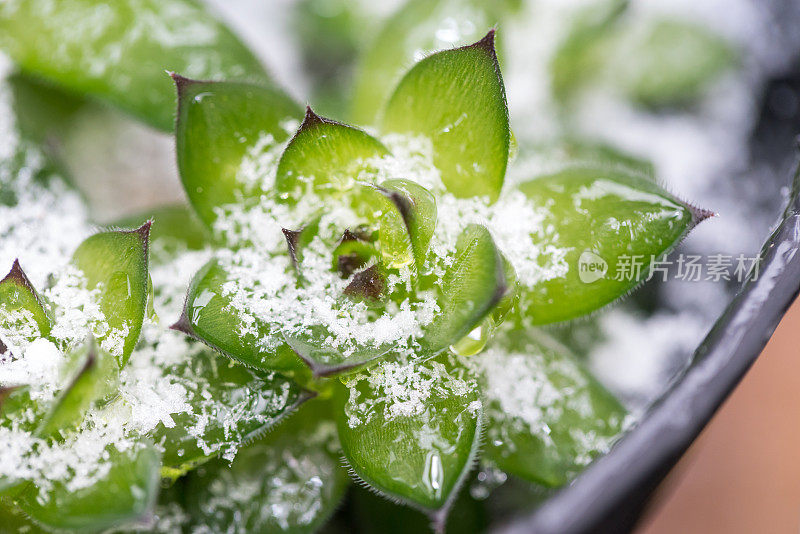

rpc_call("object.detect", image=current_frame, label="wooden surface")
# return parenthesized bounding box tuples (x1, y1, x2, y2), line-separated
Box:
(637, 296, 800, 534)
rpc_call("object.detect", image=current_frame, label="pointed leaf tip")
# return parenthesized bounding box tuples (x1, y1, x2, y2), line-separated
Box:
(300, 105, 325, 129)
(470, 28, 497, 54)
(169, 313, 193, 336)
(134, 219, 153, 238)
(128, 219, 153, 261)
(343, 264, 385, 300)
(687, 204, 716, 226)
(169, 72, 197, 96)
(2, 258, 30, 286)
(282, 227, 303, 270)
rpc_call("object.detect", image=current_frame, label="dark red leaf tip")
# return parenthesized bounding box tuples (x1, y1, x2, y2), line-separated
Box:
(169, 71, 198, 97)
(469, 28, 497, 55)
(2, 259, 35, 290)
(301, 105, 325, 129)
(340, 229, 360, 243)
(0, 384, 18, 412)
(343, 264, 385, 300)
(169, 312, 193, 335)
(133, 219, 153, 240)
(685, 203, 717, 226)
(282, 227, 303, 270)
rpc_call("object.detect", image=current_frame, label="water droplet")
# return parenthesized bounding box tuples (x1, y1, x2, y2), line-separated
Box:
(423, 451, 444, 498)
(470, 466, 507, 500)
(450, 319, 492, 356)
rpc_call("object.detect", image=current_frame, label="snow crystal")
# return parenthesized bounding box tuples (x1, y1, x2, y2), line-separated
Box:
(343, 358, 477, 427)
(476, 340, 627, 468)
(194, 421, 340, 533)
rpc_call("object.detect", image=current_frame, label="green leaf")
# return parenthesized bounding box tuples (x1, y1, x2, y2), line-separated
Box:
(420, 224, 508, 353)
(0, 386, 32, 497)
(16, 442, 161, 533)
(276, 107, 388, 202)
(155, 349, 310, 478)
(382, 30, 509, 202)
(351, 0, 501, 125)
(171, 259, 306, 375)
(37, 338, 119, 439)
(283, 327, 393, 378)
(449, 252, 517, 357)
(0, 0, 271, 131)
(336, 353, 482, 517)
(516, 166, 705, 324)
(186, 400, 349, 533)
(71, 223, 151, 367)
(0, 500, 46, 534)
(174, 78, 301, 228)
(373, 179, 437, 272)
(613, 18, 737, 107)
(478, 331, 626, 487)
(0, 385, 28, 424)
(0, 259, 52, 348)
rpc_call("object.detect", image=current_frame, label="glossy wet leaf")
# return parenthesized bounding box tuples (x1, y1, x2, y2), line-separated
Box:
(450, 253, 517, 357)
(352, 0, 502, 125)
(516, 166, 702, 324)
(383, 31, 510, 202)
(374, 179, 437, 272)
(172, 259, 305, 374)
(276, 107, 388, 202)
(283, 327, 393, 378)
(155, 349, 309, 478)
(16, 442, 160, 533)
(186, 400, 349, 533)
(175, 78, 301, 227)
(71, 223, 151, 367)
(478, 331, 626, 487)
(421, 224, 508, 353)
(0, 0, 270, 131)
(0, 260, 52, 348)
(613, 18, 737, 107)
(336, 354, 482, 514)
(37, 339, 119, 439)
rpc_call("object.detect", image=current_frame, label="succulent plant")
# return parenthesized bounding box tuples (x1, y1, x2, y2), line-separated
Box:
(0, 0, 723, 532)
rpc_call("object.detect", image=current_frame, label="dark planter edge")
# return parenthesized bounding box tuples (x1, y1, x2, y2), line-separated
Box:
(500, 162, 800, 534)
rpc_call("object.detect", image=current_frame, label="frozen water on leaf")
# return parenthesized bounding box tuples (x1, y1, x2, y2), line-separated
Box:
(0, 305, 40, 355)
(475, 344, 627, 466)
(208, 131, 566, 364)
(342, 357, 478, 428)
(0, 338, 63, 402)
(194, 422, 340, 533)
